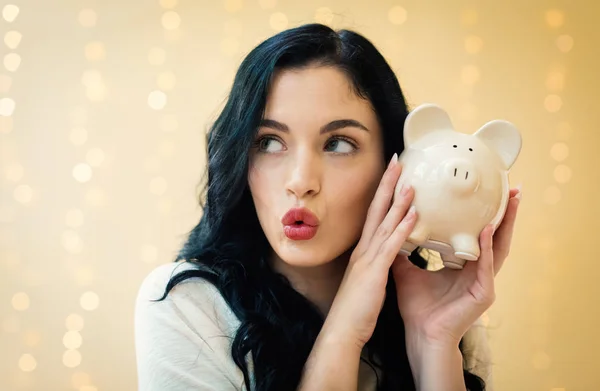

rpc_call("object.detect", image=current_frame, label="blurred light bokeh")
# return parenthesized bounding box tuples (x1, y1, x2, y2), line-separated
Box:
(1, 0, 599, 390)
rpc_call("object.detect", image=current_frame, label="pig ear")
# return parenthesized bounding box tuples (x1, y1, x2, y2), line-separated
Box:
(404, 104, 455, 146)
(473, 120, 522, 169)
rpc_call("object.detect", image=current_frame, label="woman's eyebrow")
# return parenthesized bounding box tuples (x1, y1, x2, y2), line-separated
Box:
(259, 118, 370, 133)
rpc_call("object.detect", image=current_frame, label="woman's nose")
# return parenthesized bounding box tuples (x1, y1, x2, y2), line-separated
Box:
(285, 153, 321, 199)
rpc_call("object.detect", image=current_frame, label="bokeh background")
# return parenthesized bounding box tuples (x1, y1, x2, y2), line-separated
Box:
(1, 0, 598, 390)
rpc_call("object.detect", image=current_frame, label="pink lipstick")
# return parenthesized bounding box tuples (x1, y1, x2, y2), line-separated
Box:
(281, 207, 320, 240)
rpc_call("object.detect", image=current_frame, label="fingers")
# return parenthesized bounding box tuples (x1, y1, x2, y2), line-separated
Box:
(374, 203, 417, 268)
(390, 253, 415, 282)
(492, 194, 521, 275)
(358, 153, 403, 249)
(476, 224, 496, 302)
(368, 184, 415, 254)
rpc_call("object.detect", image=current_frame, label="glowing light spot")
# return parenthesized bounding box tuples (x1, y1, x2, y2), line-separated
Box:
(18, 354, 36, 372)
(545, 9, 564, 28)
(554, 164, 572, 184)
(84, 41, 106, 61)
(13, 185, 33, 204)
(80, 291, 99, 311)
(464, 35, 483, 54)
(0, 97, 16, 116)
(270, 12, 288, 31)
(63, 330, 83, 349)
(148, 90, 167, 110)
(62, 230, 84, 254)
(161, 11, 181, 30)
(73, 163, 93, 183)
(63, 349, 82, 368)
(225, 0, 243, 13)
(78, 9, 97, 27)
(4, 30, 22, 49)
(544, 95, 562, 112)
(12, 292, 30, 311)
(550, 142, 569, 162)
(3, 53, 20, 72)
(65, 314, 85, 331)
(388, 6, 407, 25)
(556, 35, 574, 53)
(461, 65, 480, 85)
(2, 4, 20, 23)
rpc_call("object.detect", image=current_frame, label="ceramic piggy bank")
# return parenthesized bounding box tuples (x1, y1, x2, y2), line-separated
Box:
(395, 103, 522, 269)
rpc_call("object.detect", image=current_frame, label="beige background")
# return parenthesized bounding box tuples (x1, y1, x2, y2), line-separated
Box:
(1, 0, 598, 390)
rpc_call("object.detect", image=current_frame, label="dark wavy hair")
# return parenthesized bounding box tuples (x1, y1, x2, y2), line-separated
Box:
(154, 23, 486, 390)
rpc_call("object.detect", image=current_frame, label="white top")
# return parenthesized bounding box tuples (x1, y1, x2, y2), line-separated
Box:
(134, 261, 494, 391)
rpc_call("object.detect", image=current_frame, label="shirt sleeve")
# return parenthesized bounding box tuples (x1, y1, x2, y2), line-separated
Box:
(462, 316, 495, 391)
(134, 263, 248, 391)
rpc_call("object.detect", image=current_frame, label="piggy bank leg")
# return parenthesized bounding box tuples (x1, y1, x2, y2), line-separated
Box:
(441, 252, 466, 269)
(400, 241, 418, 256)
(450, 234, 480, 261)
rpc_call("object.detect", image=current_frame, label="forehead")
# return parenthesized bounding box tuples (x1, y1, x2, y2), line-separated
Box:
(264, 66, 379, 128)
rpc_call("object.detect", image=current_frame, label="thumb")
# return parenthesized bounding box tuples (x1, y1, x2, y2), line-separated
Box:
(391, 253, 416, 280)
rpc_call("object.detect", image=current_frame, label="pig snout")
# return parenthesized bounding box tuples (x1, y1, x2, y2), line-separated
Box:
(442, 158, 479, 194)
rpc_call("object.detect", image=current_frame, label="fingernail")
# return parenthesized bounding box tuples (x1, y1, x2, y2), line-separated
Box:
(397, 183, 404, 195)
(401, 184, 411, 196)
(515, 183, 522, 200)
(408, 205, 416, 217)
(391, 153, 398, 167)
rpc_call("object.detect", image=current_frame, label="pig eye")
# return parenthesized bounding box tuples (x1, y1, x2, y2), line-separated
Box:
(453, 145, 457, 148)
(469, 148, 473, 151)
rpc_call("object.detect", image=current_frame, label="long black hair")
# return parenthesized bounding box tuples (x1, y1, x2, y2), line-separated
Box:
(154, 23, 486, 390)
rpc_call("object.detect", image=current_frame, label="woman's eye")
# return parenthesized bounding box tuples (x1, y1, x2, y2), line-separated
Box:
(257, 137, 284, 152)
(325, 138, 356, 154)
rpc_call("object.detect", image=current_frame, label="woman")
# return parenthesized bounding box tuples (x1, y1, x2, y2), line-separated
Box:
(134, 23, 521, 391)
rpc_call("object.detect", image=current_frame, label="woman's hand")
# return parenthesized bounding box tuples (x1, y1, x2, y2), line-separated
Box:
(322, 153, 417, 349)
(391, 187, 522, 347)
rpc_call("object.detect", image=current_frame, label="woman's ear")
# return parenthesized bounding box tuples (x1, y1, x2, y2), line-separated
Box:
(473, 120, 522, 169)
(404, 104, 455, 147)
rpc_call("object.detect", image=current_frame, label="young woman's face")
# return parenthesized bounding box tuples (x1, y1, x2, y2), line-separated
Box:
(248, 65, 385, 268)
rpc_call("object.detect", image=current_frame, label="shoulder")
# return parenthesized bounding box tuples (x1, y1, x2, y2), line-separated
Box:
(134, 261, 245, 390)
(135, 260, 241, 338)
(462, 316, 495, 390)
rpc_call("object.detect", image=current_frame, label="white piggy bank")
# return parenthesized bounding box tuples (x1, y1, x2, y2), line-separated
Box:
(396, 103, 522, 269)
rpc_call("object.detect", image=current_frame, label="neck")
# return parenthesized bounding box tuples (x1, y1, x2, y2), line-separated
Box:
(269, 250, 352, 316)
